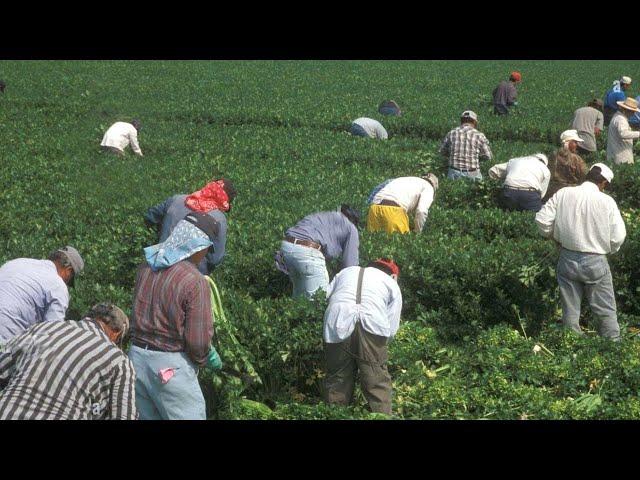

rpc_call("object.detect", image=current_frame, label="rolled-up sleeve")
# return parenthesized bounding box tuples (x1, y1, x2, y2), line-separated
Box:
(610, 204, 627, 254)
(109, 360, 137, 420)
(183, 277, 214, 367)
(340, 225, 360, 269)
(535, 195, 557, 239)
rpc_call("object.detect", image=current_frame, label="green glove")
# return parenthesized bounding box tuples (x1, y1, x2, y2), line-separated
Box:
(207, 345, 223, 371)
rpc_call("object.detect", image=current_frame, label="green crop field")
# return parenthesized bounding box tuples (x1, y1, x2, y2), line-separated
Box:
(2, 60, 640, 419)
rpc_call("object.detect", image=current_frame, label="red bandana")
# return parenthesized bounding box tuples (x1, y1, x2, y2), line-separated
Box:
(374, 258, 400, 277)
(185, 180, 230, 213)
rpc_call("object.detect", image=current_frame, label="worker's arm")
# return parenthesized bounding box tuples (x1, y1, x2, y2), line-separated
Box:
(206, 214, 227, 271)
(480, 136, 493, 160)
(540, 167, 551, 199)
(439, 133, 450, 157)
(414, 187, 434, 233)
(0, 342, 17, 390)
(378, 126, 389, 140)
(615, 119, 640, 140)
(595, 112, 604, 136)
(535, 194, 558, 239)
(43, 286, 69, 323)
(129, 129, 143, 156)
(507, 84, 517, 105)
(488, 162, 508, 180)
(340, 224, 360, 270)
(109, 360, 137, 420)
(144, 197, 171, 227)
(183, 276, 214, 367)
(386, 281, 403, 339)
(609, 203, 627, 254)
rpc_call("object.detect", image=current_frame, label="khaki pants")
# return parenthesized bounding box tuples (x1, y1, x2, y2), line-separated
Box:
(323, 322, 392, 415)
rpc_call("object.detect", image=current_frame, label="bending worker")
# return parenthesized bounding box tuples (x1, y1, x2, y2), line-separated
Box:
(101, 119, 143, 156)
(488, 153, 550, 212)
(350, 117, 388, 139)
(367, 174, 439, 233)
(535, 164, 626, 340)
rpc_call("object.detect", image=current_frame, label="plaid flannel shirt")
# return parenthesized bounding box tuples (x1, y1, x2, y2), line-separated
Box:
(440, 124, 493, 171)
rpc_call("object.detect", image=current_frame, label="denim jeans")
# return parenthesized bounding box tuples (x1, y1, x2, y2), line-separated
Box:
(280, 240, 329, 298)
(447, 167, 483, 181)
(350, 123, 371, 138)
(128, 345, 207, 420)
(557, 248, 619, 340)
(500, 188, 542, 212)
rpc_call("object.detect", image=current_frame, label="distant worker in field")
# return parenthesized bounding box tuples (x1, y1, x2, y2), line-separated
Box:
(492, 71, 521, 115)
(0, 80, 6, 94)
(440, 110, 493, 181)
(488, 153, 550, 212)
(323, 258, 402, 415)
(367, 174, 438, 233)
(630, 95, 640, 131)
(276, 205, 360, 299)
(144, 178, 237, 274)
(607, 97, 640, 165)
(130, 213, 220, 420)
(535, 164, 626, 341)
(603, 76, 632, 126)
(378, 100, 402, 116)
(542, 131, 588, 203)
(571, 99, 604, 161)
(0, 246, 84, 344)
(0, 303, 136, 420)
(350, 117, 388, 139)
(101, 119, 143, 157)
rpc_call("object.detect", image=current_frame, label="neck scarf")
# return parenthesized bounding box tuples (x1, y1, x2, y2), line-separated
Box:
(185, 180, 230, 213)
(144, 220, 213, 271)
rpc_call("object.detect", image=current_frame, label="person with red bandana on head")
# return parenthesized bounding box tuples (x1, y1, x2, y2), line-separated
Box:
(493, 71, 521, 115)
(322, 258, 402, 415)
(144, 178, 237, 275)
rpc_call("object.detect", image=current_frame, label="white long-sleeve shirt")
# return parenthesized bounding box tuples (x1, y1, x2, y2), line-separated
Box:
(371, 177, 435, 232)
(101, 122, 143, 156)
(352, 117, 388, 139)
(323, 266, 402, 344)
(607, 112, 640, 165)
(535, 182, 626, 254)
(488, 155, 551, 197)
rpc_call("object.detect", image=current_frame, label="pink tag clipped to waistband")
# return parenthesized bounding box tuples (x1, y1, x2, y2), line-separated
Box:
(158, 368, 176, 384)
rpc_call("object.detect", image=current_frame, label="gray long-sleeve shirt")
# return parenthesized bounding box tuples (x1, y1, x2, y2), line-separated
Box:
(285, 211, 359, 270)
(144, 194, 227, 275)
(493, 81, 517, 108)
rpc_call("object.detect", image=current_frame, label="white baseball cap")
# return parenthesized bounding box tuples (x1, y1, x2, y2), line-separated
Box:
(590, 163, 614, 183)
(461, 110, 478, 122)
(621, 76, 632, 85)
(560, 129, 584, 144)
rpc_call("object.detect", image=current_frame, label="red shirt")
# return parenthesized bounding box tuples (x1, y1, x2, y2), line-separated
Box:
(130, 261, 213, 367)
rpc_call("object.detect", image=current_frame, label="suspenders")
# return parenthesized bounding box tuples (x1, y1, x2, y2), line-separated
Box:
(355, 267, 365, 305)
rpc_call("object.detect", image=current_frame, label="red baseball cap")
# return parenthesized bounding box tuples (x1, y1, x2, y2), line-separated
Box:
(374, 258, 400, 277)
(510, 71, 522, 82)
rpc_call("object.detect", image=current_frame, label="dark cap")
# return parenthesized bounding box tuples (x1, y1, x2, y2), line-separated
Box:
(340, 204, 361, 228)
(0, 80, 6, 93)
(86, 303, 130, 338)
(184, 212, 220, 242)
(131, 119, 141, 131)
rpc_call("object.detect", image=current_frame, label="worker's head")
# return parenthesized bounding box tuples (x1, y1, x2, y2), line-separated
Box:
(367, 258, 400, 281)
(620, 76, 632, 91)
(560, 129, 584, 153)
(586, 163, 614, 192)
(510, 71, 522, 83)
(340, 204, 361, 228)
(421, 173, 439, 192)
(588, 98, 604, 112)
(218, 178, 237, 207)
(86, 303, 129, 346)
(460, 110, 478, 127)
(616, 97, 640, 118)
(183, 212, 220, 264)
(48, 246, 84, 288)
(131, 119, 142, 131)
(0, 80, 6, 93)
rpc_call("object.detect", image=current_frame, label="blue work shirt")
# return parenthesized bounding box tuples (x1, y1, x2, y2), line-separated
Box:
(144, 194, 227, 275)
(630, 96, 640, 126)
(604, 86, 626, 110)
(0, 259, 69, 343)
(285, 211, 359, 270)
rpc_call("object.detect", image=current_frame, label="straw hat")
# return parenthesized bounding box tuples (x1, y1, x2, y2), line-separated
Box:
(617, 97, 640, 113)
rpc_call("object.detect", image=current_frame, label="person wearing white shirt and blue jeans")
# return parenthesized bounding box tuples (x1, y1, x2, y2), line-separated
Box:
(535, 164, 626, 340)
(489, 153, 550, 212)
(323, 259, 402, 414)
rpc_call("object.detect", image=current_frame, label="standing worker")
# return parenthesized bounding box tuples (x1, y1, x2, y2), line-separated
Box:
(603, 76, 632, 126)
(0, 246, 84, 344)
(144, 178, 237, 274)
(535, 164, 626, 340)
(350, 117, 388, 139)
(440, 110, 493, 181)
(488, 153, 550, 212)
(101, 119, 144, 156)
(277, 205, 360, 298)
(129, 213, 221, 420)
(323, 258, 402, 415)
(0, 303, 136, 420)
(571, 99, 604, 162)
(367, 174, 438, 233)
(607, 97, 640, 165)
(492, 71, 521, 115)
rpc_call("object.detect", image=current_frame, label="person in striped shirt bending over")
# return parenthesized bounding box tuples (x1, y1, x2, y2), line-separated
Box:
(440, 110, 493, 181)
(0, 303, 136, 420)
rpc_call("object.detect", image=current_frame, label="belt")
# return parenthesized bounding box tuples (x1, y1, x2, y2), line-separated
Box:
(504, 185, 539, 192)
(450, 166, 479, 173)
(376, 199, 401, 208)
(284, 236, 322, 250)
(132, 340, 171, 352)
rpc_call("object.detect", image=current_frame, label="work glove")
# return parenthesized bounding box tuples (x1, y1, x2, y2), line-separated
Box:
(206, 345, 223, 371)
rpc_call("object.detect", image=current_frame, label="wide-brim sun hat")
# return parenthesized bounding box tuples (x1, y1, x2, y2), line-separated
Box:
(617, 97, 640, 113)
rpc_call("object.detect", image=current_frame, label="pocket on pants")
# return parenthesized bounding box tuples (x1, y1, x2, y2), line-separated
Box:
(581, 257, 607, 282)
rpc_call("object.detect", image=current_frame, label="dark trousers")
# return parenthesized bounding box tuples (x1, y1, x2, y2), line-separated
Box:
(323, 322, 392, 415)
(499, 188, 542, 212)
(494, 104, 509, 115)
(577, 145, 597, 163)
(101, 145, 124, 156)
(603, 106, 616, 127)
